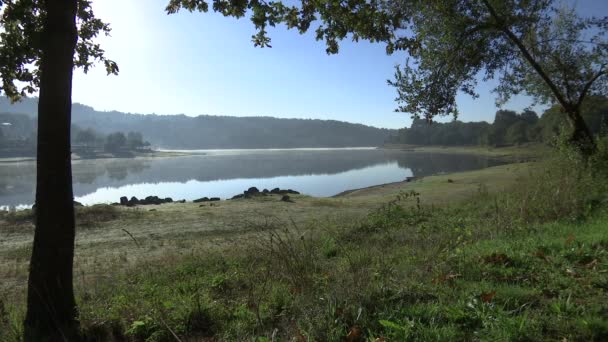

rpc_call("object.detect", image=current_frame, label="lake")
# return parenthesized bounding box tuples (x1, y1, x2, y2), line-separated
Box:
(0, 148, 504, 208)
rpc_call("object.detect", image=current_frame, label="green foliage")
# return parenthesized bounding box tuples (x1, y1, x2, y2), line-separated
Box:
(390, 96, 608, 148)
(74, 127, 96, 145)
(166, 0, 400, 54)
(104, 131, 127, 153)
(127, 131, 149, 150)
(103, 131, 150, 153)
(389, 108, 541, 147)
(0, 0, 118, 102)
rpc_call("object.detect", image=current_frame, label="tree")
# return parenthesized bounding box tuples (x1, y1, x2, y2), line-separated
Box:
(75, 127, 98, 148)
(505, 121, 529, 145)
(520, 110, 539, 126)
(165, 0, 606, 156)
(105, 131, 127, 152)
(538, 96, 608, 142)
(126, 131, 144, 150)
(388, 1, 606, 156)
(0, 1, 117, 340)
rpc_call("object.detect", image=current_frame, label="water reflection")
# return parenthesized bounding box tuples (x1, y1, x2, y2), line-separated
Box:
(0, 149, 504, 207)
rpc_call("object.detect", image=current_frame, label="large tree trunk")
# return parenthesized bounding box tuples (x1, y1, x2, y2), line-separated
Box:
(567, 108, 597, 157)
(24, 0, 79, 341)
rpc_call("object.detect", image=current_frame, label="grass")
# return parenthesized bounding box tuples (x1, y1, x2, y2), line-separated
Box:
(383, 142, 549, 161)
(1, 145, 607, 341)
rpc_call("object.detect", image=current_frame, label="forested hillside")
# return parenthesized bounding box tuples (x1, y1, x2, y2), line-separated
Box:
(0, 97, 394, 149)
(388, 96, 608, 147)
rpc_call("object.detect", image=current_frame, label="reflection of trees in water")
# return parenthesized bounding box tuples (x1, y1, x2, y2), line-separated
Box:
(105, 160, 150, 181)
(0, 164, 36, 205)
(1, 151, 504, 206)
(72, 159, 150, 183)
(395, 153, 499, 176)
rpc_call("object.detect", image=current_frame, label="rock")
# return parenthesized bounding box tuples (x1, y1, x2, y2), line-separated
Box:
(234, 187, 300, 199)
(142, 196, 163, 205)
(193, 197, 210, 203)
(119, 195, 174, 206)
(127, 196, 139, 207)
(243, 187, 261, 197)
(281, 195, 294, 203)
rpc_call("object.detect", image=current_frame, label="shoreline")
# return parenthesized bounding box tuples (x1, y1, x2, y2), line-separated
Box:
(0, 145, 540, 208)
(0, 150, 193, 164)
(0, 143, 543, 164)
(0, 147, 379, 164)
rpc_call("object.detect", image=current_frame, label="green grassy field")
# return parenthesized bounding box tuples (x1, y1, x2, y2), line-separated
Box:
(1, 145, 606, 341)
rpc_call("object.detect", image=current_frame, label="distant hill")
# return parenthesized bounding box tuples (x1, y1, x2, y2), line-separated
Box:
(0, 97, 394, 149)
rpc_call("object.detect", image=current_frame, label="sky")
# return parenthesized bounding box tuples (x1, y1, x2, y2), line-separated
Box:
(71, 0, 607, 129)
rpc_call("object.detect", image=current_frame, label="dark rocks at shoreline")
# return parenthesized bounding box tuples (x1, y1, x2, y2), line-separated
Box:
(230, 187, 300, 200)
(270, 188, 300, 195)
(119, 196, 174, 206)
(194, 197, 221, 203)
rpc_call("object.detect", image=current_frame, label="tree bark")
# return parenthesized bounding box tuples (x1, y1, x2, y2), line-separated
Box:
(567, 107, 597, 157)
(24, 0, 79, 341)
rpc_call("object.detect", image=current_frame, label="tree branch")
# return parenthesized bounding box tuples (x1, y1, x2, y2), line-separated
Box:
(480, 0, 571, 110)
(576, 68, 606, 107)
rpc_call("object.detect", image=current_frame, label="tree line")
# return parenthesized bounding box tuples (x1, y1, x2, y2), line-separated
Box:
(72, 126, 151, 154)
(387, 96, 608, 147)
(0, 113, 150, 157)
(0, 97, 395, 149)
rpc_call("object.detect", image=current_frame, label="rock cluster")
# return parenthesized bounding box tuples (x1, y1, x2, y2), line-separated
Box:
(230, 187, 300, 200)
(193, 197, 221, 203)
(119, 196, 175, 207)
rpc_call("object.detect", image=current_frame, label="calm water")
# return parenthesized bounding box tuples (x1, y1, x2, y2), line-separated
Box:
(0, 148, 504, 208)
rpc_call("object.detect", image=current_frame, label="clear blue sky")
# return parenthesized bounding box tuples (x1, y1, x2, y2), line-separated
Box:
(71, 0, 607, 129)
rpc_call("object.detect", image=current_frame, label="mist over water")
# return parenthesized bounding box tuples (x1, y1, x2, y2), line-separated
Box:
(0, 149, 504, 208)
